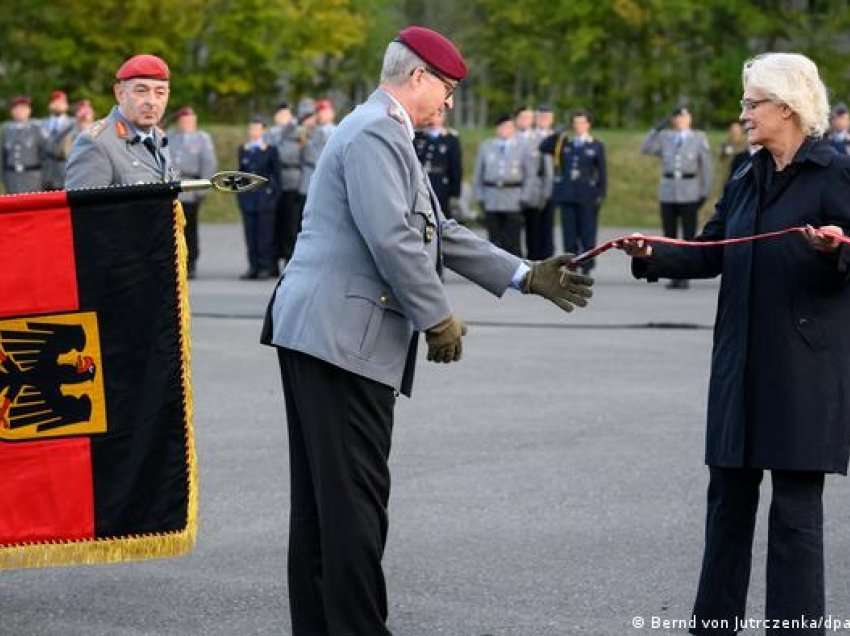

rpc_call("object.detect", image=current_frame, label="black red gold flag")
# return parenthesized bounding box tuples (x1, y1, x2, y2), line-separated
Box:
(0, 185, 196, 569)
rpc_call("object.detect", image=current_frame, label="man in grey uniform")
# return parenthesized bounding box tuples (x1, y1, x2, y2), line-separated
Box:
(2, 96, 47, 194)
(267, 102, 303, 263)
(520, 105, 555, 259)
(262, 25, 593, 636)
(473, 113, 527, 256)
(41, 90, 75, 190)
(169, 106, 217, 278)
(65, 54, 176, 189)
(297, 98, 334, 200)
(640, 106, 713, 288)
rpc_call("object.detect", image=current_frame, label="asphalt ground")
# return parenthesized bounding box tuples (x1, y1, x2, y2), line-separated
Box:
(3, 225, 849, 636)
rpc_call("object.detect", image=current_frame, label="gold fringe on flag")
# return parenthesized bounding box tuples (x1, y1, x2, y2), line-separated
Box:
(0, 200, 198, 570)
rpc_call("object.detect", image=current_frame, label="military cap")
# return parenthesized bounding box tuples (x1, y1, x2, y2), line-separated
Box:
(9, 96, 31, 108)
(175, 106, 195, 118)
(116, 54, 170, 81)
(832, 102, 848, 116)
(536, 104, 553, 113)
(297, 97, 315, 121)
(250, 114, 268, 126)
(75, 100, 93, 116)
(315, 99, 333, 112)
(50, 90, 67, 102)
(276, 101, 290, 111)
(396, 26, 467, 81)
(494, 113, 513, 126)
(671, 106, 691, 117)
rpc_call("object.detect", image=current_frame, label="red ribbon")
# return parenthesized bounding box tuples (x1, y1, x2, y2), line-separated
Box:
(569, 226, 850, 266)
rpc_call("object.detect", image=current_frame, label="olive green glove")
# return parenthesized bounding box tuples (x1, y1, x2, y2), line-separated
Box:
(521, 254, 594, 313)
(425, 314, 468, 363)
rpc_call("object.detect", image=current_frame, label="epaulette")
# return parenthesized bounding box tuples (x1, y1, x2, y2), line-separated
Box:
(387, 103, 405, 125)
(732, 160, 752, 181)
(115, 120, 130, 140)
(87, 118, 108, 139)
(447, 128, 459, 137)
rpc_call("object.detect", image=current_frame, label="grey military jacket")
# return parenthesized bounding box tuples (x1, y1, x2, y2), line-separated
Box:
(41, 114, 74, 189)
(519, 129, 554, 210)
(640, 129, 713, 203)
(298, 123, 335, 196)
(1, 121, 46, 194)
(65, 106, 176, 189)
(473, 137, 527, 213)
(168, 129, 217, 204)
(268, 122, 302, 191)
(268, 89, 521, 395)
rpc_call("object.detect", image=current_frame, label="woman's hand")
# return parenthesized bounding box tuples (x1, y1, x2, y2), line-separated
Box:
(804, 225, 844, 254)
(616, 233, 653, 258)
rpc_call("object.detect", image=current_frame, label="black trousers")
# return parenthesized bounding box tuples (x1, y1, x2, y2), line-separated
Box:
(661, 201, 700, 240)
(240, 200, 277, 273)
(559, 201, 599, 271)
(690, 467, 825, 635)
(485, 211, 523, 257)
(277, 189, 303, 262)
(277, 347, 396, 636)
(182, 201, 200, 271)
(523, 202, 555, 261)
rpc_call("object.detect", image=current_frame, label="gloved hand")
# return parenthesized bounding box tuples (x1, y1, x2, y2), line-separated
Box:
(425, 314, 468, 363)
(522, 254, 594, 313)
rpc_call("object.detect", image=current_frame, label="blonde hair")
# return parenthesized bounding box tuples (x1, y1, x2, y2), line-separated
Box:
(742, 53, 830, 137)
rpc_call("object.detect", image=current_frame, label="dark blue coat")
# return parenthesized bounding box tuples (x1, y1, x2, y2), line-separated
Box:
(828, 134, 850, 157)
(634, 139, 850, 473)
(413, 129, 462, 207)
(540, 133, 606, 205)
(237, 143, 280, 211)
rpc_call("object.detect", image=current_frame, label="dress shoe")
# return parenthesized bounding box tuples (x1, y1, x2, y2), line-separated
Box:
(239, 269, 259, 280)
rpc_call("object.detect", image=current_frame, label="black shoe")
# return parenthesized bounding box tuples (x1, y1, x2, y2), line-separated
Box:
(256, 269, 279, 280)
(239, 269, 259, 280)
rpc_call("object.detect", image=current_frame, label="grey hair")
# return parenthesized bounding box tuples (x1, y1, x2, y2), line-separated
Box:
(380, 41, 425, 85)
(742, 52, 830, 137)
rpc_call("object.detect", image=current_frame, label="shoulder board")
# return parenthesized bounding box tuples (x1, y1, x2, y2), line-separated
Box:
(732, 160, 752, 181)
(87, 118, 109, 139)
(447, 128, 459, 137)
(387, 103, 405, 125)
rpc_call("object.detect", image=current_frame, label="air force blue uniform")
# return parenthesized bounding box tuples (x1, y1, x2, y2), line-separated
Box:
(237, 142, 280, 277)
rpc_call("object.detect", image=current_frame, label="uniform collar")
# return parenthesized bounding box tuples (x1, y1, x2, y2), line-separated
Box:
(379, 89, 415, 141)
(114, 106, 165, 145)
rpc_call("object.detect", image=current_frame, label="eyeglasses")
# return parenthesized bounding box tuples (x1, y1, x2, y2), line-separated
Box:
(424, 67, 457, 101)
(740, 98, 771, 112)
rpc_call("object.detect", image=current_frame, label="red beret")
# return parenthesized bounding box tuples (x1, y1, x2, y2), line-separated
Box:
(10, 96, 31, 108)
(115, 54, 170, 81)
(315, 99, 333, 112)
(396, 26, 467, 81)
(50, 90, 67, 102)
(175, 106, 195, 118)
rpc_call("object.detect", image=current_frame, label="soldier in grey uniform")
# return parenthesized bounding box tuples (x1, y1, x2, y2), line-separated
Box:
(640, 106, 713, 288)
(520, 105, 555, 259)
(65, 54, 176, 189)
(298, 98, 336, 200)
(1, 96, 47, 194)
(266, 102, 303, 263)
(169, 106, 217, 278)
(473, 113, 527, 256)
(262, 25, 593, 636)
(41, 90, 75, 190)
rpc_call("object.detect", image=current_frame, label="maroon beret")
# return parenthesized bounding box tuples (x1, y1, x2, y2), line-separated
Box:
(396, 26, 467, 81)
(50, 90, 67, 102)
(315, 99, 333, 112)
(115, 54, 170, 81)
(9, 96, 31, 108)
(175, 106, 195, 118)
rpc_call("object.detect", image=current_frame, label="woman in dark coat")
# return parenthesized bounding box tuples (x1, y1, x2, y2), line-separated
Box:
(621, 52, 850, 635)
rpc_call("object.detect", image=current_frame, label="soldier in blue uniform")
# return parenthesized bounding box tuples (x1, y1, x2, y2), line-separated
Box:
(828, 102, 849, 156)
(540, 109, 607, 273)
(413, 109, 462, 218)
(237, 117, 281, 280)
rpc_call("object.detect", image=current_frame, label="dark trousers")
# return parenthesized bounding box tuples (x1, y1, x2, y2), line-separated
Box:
(277, 347, 396, 636)
(559, 202, 598, 271)
(661, 201, 700, 240)
(485, 211, 523, 257)
(523, 201, 555, 260)
(239, 201, 277, 273)
(182, 201, 200, 271)
(690, 467, 825, 635)
(277, 189, 303, 262)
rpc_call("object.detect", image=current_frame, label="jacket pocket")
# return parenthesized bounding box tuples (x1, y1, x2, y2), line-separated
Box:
(339, 275, 407, 361)
(794, 315, 827, 352)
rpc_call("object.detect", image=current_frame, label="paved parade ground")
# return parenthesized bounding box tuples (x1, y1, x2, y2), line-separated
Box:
(3, 225, 850, 636)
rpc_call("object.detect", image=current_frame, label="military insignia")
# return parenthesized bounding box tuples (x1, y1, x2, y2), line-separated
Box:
(115, 120, 130, 140)
(424, 225, 434, 243)
(387, 104, 405, 125)
(87, 118, 108, 139)
(0, 312, 106, 441)
(439, 144, 447, 154)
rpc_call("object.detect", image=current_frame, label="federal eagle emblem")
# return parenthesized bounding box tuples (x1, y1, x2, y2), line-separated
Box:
(0, 312, 106, 441)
